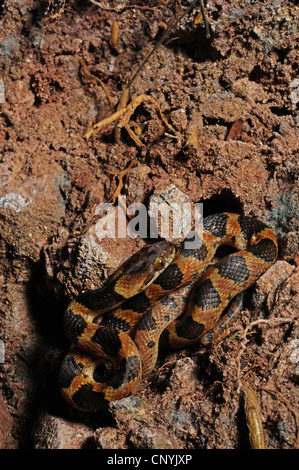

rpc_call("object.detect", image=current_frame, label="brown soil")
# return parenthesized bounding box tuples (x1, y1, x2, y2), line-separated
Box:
(0, 0, 298, 449)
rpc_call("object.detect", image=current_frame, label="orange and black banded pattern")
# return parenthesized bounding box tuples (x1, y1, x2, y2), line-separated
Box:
(58, 213, 278, 412)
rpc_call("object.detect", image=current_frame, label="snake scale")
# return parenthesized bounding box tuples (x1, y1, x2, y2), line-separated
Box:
(58, 212, 278, 412)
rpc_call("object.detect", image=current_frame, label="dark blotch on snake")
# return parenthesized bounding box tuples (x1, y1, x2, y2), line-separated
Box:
(180, 238, 208, 262)
(154, 263, 183, 290)
(76, 279, 124, 311)
(63, 309, 88, 343)
(175, 316, 205, 340)
(91, 327, 122, 357)
(237, 215, 266, 241)
(138, 311, 157, 331)
(249, 239, 278, 263)
(100, 315, 131, 332)
(121, 290, 151, 314)
(58, 355, 83, 389)
(216, 255, 250, 283)
(193, 278, 221, 310)
(108, 355, 141, 388)
(72, 384, 107, 412)
(203, 213, 229, 238)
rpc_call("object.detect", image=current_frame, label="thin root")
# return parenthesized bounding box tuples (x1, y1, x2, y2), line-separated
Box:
(84, 94, 176, 141)
(79, 58, 114, 110)
(109, 160, 137, 206)
(236, 317, 293, 393)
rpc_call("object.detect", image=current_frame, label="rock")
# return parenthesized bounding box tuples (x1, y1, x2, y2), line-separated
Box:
(33, 414, 94, 449)
(128, 424, 184, 449)
(169, 357, 198, 387)
(288, 336, 299, 384)
(93, 427, 123, 449)
(169, 108, 188, 132)
(0, 192, 31, 212)
(109, 396, 153, 427)
(0, 394, 14, 448)
(125, 164, 152, 204)
(278, 121, 294, 137)
(70, 212, 146, 292)
(148, 183, 199, 242)
(0, 153, 66, 261)
(100, 396, 185, 449)
(251, 260, 295, 310)
(290, 78, 299, 109)
(0, 36, 20, 56)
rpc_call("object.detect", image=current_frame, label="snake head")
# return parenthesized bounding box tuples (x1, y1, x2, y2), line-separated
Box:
(113, 240, 176, 299)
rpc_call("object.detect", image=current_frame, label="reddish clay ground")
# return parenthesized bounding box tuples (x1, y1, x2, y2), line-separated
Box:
(0, 0, 298, 449)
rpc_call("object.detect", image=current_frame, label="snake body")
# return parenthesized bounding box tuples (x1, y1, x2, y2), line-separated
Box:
(58, 213, 278, 412)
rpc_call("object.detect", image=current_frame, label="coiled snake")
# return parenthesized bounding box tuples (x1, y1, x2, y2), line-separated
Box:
(58, 212, 278, 412)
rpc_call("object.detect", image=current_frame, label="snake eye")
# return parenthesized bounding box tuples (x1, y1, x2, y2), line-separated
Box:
(93, 361, 114, 383)
(153, 255, 167, 271)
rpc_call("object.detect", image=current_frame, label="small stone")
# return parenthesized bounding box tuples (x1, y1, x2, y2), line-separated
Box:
(251, 260, 295, 309)
(255, 260, 294, 293)
(169, 357, 198, 386)
(109, 396, 153, 426)
(148, 184, 198, 242)
(73, 214, 145, 291)
(169, 108, 188, 131)
(93, 427, 122, 449)
(0, 192, 31, 212)
(128, 424, 184, 449)
(0, 36, 20, 56)
(289, 338, 299, 384)
(278, 121, 293, 136)
(290, 79, 299, 106)
(0, 394, 14, 448)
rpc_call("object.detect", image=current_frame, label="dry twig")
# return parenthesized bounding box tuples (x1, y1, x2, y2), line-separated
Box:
(79, 58, 114, 110)
(109, 160, 137, 206)
(45, 0, 67, 20)
(126, 0, 201, 90)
